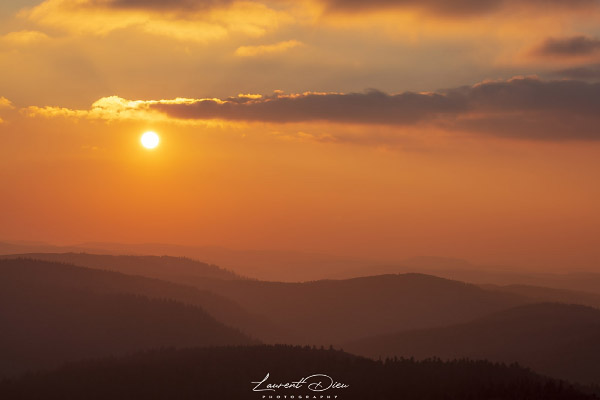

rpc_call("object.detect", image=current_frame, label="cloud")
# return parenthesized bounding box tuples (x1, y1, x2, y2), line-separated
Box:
(0, 97, 15, 124)
(320, 0, 597, 15)
(555, 64, 600, 80)
(533, 35, 600, 58)
(97, 0, 232, 12)
(150, 89, 466, 124)
(0, 97, 14, 109)
(23, 77, 600, 141)
(24, 0, 598, 25)
(0, 31, 50, 46)
(447, 77, 600, 115)
(87, 0, 599, 16)
(148, 77, 600, 131)
(24, 96, 202, 122)
(235, 40, 303, 57)
(89, 0, 228, 12)
(24, 0, 290, 41)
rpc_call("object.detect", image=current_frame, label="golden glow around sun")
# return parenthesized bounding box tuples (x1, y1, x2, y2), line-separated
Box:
(141, 131, 160, 149)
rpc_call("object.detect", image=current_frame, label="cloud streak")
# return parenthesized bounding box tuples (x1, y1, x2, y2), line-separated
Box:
(26, 0, 600, 24)
(151, 90, 465, 124)
(96, 0, 233, 12)
(0, 97, 14, 124)
(24, 0, 290, 41)
(533, 36, 600, 58)
(151, 77, 600, 139)
(235, 40, 303, 57)
(24, 77, 600, 141)
(323, 0, 598, 15)
(0, 31, 49, 46)
(0, 97, 14, 109)
(88, 0, 600, 16)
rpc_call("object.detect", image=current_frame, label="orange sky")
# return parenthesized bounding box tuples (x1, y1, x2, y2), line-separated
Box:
(1, 0, 600, 270)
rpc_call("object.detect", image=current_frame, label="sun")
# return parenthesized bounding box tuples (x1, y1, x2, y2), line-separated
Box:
(141, 131, 160, 149)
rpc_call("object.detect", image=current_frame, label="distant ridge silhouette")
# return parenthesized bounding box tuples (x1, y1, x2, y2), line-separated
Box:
(0, 252, 243, 284)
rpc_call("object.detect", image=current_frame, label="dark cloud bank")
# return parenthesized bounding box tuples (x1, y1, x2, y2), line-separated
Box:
(535, 36, 600, 57)
(325, 0, 597, 15)
(98, 0, 229, 11)
(152, 78, 600, 140)
(97, 0, 598, 15)
(556, 64, 600, 80)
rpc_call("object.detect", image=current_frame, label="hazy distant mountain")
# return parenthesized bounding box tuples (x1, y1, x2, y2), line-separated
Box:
(433, 270, 600, 295)
(6, 256, 599, 347)
(0, 241, 377, 281)
(0, 260, 257, 378)
(346, 303, 600, 386)
(4, 241, 600, 288)
(75, 242, 379, 281)
(324, 256, 475, 280)
(0, 253, 243, 285)
(0, 259, 280, 349)
(392, 256, 475, 270)
(513, 272, 600, 296)
(334, 256, 600, 294)
(0, 345, 593, 400)
(0, 241, 82, 255)
(483, 284, 600, 309)
(175, 273, 530, 344)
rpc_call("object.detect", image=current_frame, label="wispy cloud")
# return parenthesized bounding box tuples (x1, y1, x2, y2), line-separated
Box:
(235, 40, 304, 57)
(321, 0, 598, 16)
(0, 31, 49, 46)
(0, 97, 14, 109)
(0, 97, 15, 124)
(24, 96, 203, 123)
(69, 0, 600, 17)
(23, 0, 291, 42)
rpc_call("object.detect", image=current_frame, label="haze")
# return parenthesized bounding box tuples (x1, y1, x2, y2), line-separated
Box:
(1, 0, 600, 274)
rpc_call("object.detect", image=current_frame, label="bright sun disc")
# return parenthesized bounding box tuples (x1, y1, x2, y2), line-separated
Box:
(141, 131, 159, 149)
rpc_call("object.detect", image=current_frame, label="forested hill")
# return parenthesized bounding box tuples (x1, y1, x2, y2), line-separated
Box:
(345, 303, 600, 386)
(1, 345, 596, 400)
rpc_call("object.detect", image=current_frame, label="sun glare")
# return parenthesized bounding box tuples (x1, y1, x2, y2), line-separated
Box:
(141, 131, 160, 149)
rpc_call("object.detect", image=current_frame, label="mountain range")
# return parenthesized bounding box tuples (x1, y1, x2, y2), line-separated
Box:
(3, 253, 600, 389)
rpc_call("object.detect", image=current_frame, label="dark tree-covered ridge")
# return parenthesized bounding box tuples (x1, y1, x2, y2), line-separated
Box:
(346, 302, 600, 386)
(1, 345, 596, 400)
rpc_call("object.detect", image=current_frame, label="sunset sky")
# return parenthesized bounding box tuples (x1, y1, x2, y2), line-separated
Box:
(1, 0, 600, 270)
